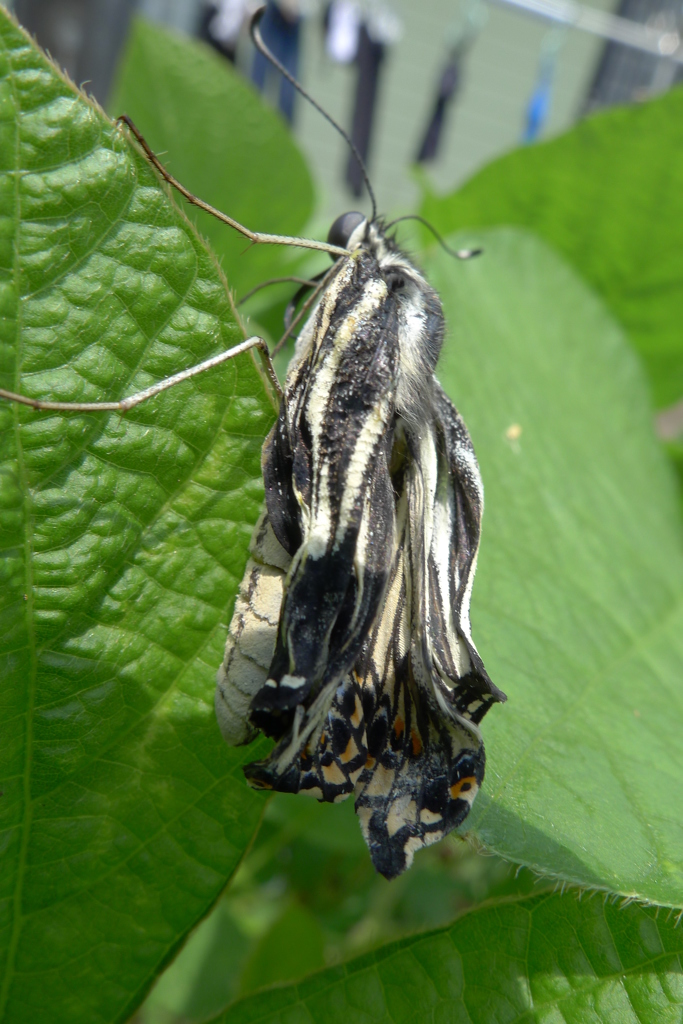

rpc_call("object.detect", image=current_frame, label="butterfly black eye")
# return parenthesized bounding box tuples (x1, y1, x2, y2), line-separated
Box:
(327, 211, 366, 249)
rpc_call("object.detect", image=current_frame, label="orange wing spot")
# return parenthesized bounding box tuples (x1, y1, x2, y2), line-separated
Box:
(450, 776, 477, 801)
(393, 716, 405, 738)
(350, 695, 362, 728)
(365, 755, 376, 769)
(410, 730, 422, 756)
(340, 737, 359, 763)
(322, 761, 346, 786)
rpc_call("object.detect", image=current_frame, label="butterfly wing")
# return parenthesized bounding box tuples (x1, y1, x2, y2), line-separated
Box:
(250, 253, 401, 736)
(353, 385, 505, 879)
(244, 672, 368, 802)
(422, 383, 507, 722)
(216, 506, 369, 800)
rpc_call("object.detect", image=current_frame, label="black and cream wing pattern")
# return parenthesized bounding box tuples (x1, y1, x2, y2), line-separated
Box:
(215, 215, 506, 878)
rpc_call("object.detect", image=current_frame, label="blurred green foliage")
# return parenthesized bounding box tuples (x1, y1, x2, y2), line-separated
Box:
(139, 796, 536, 1022)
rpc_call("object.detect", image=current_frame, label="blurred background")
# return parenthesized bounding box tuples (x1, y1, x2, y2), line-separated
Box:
(7, 0, 683, 222)
(6, 0, 683, 1019)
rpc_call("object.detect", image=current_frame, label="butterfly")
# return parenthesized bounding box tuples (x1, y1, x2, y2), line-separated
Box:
(215, 210, 507, 879)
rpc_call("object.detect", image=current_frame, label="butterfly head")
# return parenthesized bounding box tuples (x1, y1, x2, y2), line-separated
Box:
(327, 210, 367, 252)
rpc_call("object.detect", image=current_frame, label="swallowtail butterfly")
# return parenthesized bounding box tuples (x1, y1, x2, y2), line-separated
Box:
(215, 208, 507, 878)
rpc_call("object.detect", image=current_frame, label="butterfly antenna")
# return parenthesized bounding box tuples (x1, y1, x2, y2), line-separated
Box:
(250, 6, 377, 221)
(386, 214, 482, 259)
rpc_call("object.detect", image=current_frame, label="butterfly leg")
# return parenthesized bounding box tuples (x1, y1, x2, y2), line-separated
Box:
(116, 116, 348, 259)
(0, 335, 281, 412)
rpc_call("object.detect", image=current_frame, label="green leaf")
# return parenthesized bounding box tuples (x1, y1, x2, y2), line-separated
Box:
(0, 12, 277, 1023)
(422, 88, 683, 409)
(109, 16, 315, 301)
(663, 440, 683, 519)
(429, 229, 683, 907)
(214, 891, 683, 1024)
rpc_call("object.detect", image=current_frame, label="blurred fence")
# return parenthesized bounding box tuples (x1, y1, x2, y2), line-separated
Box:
(7, 0, 683, 219)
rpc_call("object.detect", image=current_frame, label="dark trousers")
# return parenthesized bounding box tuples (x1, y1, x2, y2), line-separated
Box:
(252, 2, 301, 124)
(346, 25, 384, 196)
